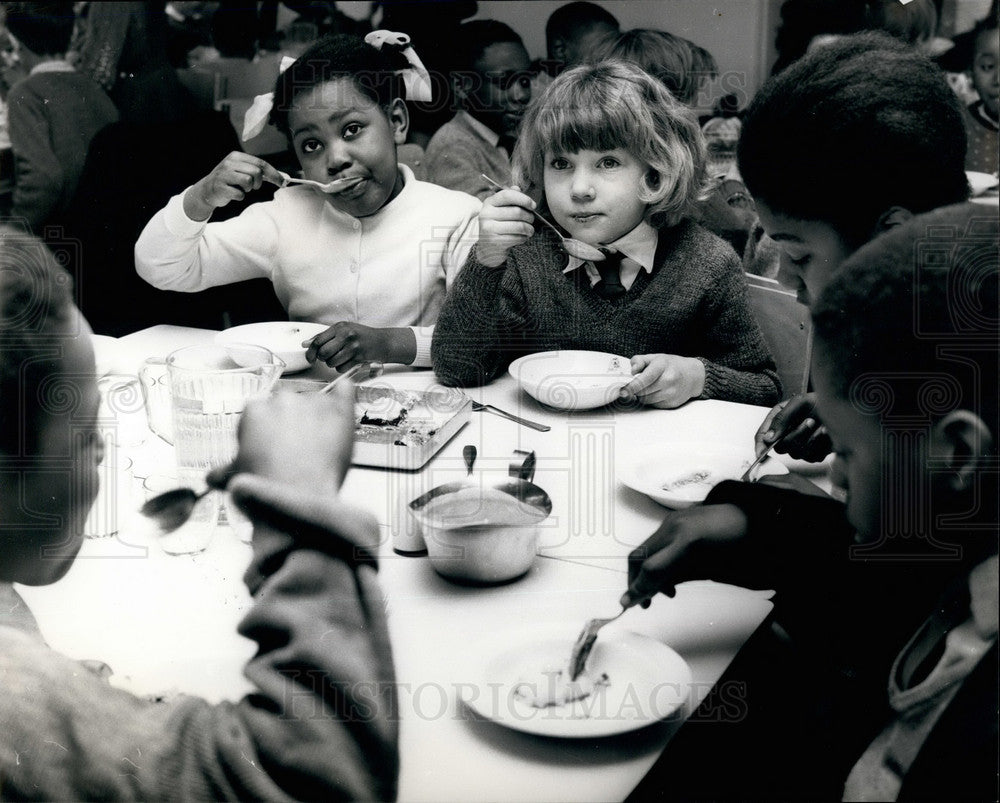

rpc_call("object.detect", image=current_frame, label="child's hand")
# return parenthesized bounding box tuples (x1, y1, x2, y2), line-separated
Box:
(477, 186, 536, 267)
(304, 323, 416, 370)
(621, 354, 706, 408)
(753, 392, 831, 461)
(622, 504, 750, 608)
(183, 152, 284, 221)
(233, 381, 355, 497)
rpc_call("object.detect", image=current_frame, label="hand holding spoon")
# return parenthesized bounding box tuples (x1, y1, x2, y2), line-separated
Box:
(480, 174, 607, 262)
(275, 170, 363, 194)
(140, 362, 383, 534)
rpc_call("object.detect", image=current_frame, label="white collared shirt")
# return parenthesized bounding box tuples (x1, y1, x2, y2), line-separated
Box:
(561, 220, 658, 290)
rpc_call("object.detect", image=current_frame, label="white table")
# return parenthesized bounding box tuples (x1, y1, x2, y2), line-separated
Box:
(21, 325, 783, 803)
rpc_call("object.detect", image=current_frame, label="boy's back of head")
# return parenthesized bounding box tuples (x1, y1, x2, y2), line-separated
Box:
(812, 203, 998, 546)
(545, 1, 619, 65)
(454, 19, 525, 72)
(0, 225, 75, 457)
(813, 203, 998, 426)
(1, 1, 76, 57)
(739, 32, 969, 250)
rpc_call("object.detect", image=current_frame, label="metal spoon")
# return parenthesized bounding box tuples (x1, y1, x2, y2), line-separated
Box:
(140, 362, 382, 534)
(275, 170, 364, 194)
(463, 444, 477, 476)
(480, 174, 607, 262)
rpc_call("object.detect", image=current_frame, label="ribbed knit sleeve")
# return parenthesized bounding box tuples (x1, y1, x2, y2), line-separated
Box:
(431, 246, 535, 386)
(432, 222, 781, 405)
(690, 238, 782, 405)
(0, 478, 398, 801)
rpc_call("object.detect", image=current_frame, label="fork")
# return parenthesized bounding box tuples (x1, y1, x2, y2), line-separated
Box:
(738, 428, 794, 482)
(568, 608, 625, 680)
(470, 400, 551, 432)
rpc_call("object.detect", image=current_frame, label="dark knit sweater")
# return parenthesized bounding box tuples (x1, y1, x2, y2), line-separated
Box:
(432, 220, 781, 405)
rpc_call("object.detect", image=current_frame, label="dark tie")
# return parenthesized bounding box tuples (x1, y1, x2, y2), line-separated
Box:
(498, 135, 517, 156)
(595, 251, 626, 300)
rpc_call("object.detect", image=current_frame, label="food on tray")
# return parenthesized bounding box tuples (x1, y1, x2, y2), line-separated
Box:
(356, 398, 408, 427)
(513, 665, 611, 709)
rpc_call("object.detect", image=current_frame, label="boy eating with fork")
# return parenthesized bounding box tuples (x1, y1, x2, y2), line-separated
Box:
(624, 202, 998, 800)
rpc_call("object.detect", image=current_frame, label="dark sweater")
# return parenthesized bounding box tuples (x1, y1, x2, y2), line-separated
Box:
(432, 220, 781, 405)
(8, 69, 119, 230)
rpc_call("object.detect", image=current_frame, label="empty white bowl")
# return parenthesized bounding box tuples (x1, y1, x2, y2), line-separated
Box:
(508, 351, 633, 411)
(215, 321, 328, 374)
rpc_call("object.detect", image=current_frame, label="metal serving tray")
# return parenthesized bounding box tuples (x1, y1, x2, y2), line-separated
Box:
(276, 379, 472, 470)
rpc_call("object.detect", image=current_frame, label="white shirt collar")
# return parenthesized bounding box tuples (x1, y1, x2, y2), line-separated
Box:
(30, 59, 75, 75)
(561, 219, 659, 288)
(456, 111, 500, 147)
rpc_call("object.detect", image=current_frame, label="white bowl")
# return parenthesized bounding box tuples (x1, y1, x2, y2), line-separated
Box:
(618, 443, 788, 509)
(508, 351, 632, 411)
(215, 321, 327, 374)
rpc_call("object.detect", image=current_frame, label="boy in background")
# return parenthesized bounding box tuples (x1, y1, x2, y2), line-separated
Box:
(962, 13, 999, 175)
(1, 2, 118, 231)
(0, 226, 398, 799)
(424, 20, 532, 200)
(625, 203, 998, 799)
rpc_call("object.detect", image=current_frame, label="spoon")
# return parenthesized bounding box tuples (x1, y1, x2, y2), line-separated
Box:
(480, 174, 607, 262)
(140, 362, 383, 534)
(463, 444, 477, 476)
(275, 170, 364, 194)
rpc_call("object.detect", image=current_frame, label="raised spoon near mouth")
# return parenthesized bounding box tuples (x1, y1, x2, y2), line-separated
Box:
(480, 174, 607, 262)
(274, 170, 364, 194)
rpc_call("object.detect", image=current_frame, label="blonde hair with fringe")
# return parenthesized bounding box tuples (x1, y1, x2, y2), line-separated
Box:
(511, 60, 707, 229)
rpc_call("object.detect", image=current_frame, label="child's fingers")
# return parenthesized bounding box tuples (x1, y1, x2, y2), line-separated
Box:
(303, 326, 338, 363)
(484, 188, 536, 211)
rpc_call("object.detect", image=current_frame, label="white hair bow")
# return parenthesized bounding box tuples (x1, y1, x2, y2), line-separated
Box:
(364, 29, 434, 104)
(241, 55, 297, 142)
(241, 31, 433, 143)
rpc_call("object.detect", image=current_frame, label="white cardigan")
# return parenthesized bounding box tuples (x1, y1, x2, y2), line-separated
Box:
(134, 165, 480, 366)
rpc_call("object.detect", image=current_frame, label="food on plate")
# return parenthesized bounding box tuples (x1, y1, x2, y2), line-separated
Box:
(513, 665, 611, 709)
(660, 462, 751, 499)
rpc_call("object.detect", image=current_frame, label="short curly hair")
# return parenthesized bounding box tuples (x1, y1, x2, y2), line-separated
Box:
(0, 226, 75, 456)
(739, 32, 968, 250)
(812, 203, 998, 427)
(511, 60, 707, 229)
(269, 33, 410, 137)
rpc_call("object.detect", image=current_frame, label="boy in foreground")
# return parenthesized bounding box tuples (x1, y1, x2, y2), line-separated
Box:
(0, 226, 398, 799)
(625, 203, 998, 800)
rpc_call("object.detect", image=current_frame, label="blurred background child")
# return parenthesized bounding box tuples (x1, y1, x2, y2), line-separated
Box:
(962, 12, 999, 174)
(624, 201, 998, 800)
(0, 226, 398, 799)
(738, 32, 970, 461)
(1, 1, 118, 231)
(424, 20, 532, 200)
(135, 31, 480, 371)
(432, 61, 780, 408)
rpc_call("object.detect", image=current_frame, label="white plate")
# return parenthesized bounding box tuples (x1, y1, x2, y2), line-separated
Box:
(618, 444, 788, 509)
(966, 170, 999, 197)
(458, 623, 691, 738)
(508, 350, 632, 410)
(215, 321, 327, 374)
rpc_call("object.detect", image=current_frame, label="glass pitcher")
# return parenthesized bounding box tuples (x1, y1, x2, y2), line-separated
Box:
(146, 343, 285, 472)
